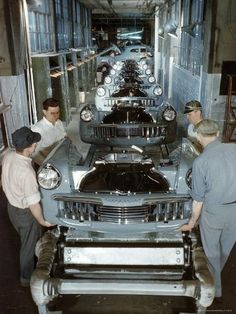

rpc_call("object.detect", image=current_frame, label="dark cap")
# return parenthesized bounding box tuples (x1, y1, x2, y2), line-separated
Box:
(184, 100, 202, 114)
(12, 127, 41, 149)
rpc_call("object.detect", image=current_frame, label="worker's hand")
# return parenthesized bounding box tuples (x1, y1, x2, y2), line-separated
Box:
(179, 223, 193, 232)
(43, 220, 56, 228)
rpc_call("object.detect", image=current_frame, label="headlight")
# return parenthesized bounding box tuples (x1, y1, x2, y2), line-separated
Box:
(97, 87, 106, 97)
(113, 64, 118, 70)
(145, 68, 152, 75)
(105, 76, 112, 84)
(110, 69, 116, 76)
(148, 76, 156, 84)
(139, 59, 146, 66)
(80, 107, 94, 122)
(38, 163, 61, 189)
(153, 85, 162, 96)
(163, 107, 176, 121)
(142, 63, 148, 70)
(185, 168, 192, 188)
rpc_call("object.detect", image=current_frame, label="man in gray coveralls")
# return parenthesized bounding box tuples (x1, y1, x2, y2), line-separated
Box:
(180, 119, 236, 299)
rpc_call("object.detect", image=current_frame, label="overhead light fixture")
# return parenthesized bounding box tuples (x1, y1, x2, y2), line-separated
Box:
(165, 19, 178, 38)
(182, 22, 200, 37)
(158, 27, 165, 39)
(50, 70, 63, 78)
(67, 63, 76, 71)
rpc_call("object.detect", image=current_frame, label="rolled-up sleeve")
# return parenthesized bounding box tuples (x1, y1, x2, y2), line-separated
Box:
(190, 159, 206, 202)
(23, 169, 41, 206)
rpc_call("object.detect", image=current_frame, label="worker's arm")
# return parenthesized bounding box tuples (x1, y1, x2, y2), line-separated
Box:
(180, 200, 203, 231)
(29, 203, 55, 227)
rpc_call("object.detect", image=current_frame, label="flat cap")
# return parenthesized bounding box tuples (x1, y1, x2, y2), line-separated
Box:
(12, 126, 41, 149)
(184, 100, 202, 114)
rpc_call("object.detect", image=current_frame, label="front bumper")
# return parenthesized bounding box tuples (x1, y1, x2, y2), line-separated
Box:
(31, 230, 215, 310)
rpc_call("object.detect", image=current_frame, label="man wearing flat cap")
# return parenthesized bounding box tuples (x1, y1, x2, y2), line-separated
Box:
(181, 119, 236, 301)
(1, 126, 54, 287)
(184, 100, 203, 139)
(169, 100, 203, 163)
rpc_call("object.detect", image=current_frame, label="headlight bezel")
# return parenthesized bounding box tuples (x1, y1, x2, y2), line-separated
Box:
(162, 107, 177, 121)
(145, 68, 152, 76)
(80, 107, 94, 122)
(96, 86, 106, 97)
(104, 76, 112, 84)
(37, 163, 61, 190)
(110, 68, 116, 76)
(148, 76, 156, 84)
(153, 85, 163, 96)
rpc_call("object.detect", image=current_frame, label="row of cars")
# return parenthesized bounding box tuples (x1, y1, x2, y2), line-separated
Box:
(31, 45, 214, 313)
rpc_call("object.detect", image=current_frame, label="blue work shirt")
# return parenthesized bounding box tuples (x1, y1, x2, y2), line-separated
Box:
(191, 139, 236, 206)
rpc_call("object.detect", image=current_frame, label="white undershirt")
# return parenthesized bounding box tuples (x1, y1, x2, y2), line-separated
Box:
(31, 117, 66, 164)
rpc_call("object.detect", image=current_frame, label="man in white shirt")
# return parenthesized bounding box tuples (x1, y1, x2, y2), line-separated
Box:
(2, 127, 54, 287)
(31, 98, 67, 165)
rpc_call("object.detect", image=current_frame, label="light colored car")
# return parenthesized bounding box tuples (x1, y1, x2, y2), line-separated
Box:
(97, 44, 153, 67)
(31, 138, 214, 314)
(30, 49, 214, 314)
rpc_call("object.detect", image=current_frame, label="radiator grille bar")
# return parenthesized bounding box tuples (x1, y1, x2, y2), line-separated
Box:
(93, 125, 166, 138)
(57, 200, 188, 224)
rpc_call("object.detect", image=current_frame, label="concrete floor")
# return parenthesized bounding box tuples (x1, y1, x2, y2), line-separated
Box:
(1, 97, 236, 313)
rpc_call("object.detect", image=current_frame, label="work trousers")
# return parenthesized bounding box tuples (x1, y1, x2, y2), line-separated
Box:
(7, 203, 42, 280)
(199, 205, 236, 297)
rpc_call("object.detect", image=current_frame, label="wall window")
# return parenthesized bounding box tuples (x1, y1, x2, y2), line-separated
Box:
(54, 0, 73, 50)
(72, 0, 82, 47)
(28, 0, 54, 53)
(178, 0, 204, 76)
(28, 0, 92, 52)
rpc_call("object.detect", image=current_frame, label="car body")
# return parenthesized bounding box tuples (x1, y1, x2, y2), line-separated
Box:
(30, 50, 214, 314)
(31, 138, 214, 314)
(97, 44, 153, 68)
(80, 83, 176, 147)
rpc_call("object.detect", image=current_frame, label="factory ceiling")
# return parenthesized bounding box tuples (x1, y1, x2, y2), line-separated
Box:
(79, 0, 165, 20)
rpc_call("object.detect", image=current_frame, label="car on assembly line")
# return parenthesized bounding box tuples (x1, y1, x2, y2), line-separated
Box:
(80, 82, 176, 147)
(30, 54, 214, 314)
(31, 136, 214, 314)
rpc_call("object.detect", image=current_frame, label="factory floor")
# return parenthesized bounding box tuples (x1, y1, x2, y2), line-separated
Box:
(0, 93, 236, 313)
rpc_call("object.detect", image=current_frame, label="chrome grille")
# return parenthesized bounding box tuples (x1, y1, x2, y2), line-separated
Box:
(97, 206, 151, 223)
(57, 200, 188, 224)
(93, 125, 165, 138)
(103, 97, 156, 108)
